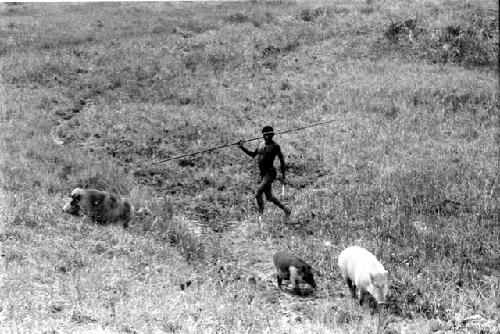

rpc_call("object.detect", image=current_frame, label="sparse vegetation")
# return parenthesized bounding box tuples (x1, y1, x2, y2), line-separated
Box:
(376, 3, 499, 67)
(1, 1, 499, 333)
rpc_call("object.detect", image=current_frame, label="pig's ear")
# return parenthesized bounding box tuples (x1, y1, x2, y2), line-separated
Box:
(369, 272, 375, 281)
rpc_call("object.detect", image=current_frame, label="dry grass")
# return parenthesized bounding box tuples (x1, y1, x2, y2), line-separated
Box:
(1, 1, 499, 333)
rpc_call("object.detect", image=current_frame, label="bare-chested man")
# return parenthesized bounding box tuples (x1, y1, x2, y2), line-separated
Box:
(237, 126, 291, 222)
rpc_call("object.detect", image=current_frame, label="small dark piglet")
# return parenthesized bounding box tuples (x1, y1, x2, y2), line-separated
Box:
(273, 251, 317, 294)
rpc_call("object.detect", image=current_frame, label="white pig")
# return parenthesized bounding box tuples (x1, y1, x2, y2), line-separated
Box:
(337, 246, 388, 305)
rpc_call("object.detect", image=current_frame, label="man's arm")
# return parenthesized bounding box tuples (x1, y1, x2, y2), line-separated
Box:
(237, 140, 257, 158)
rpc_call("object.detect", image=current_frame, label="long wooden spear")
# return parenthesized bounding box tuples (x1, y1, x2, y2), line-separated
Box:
(151, 118, 336, 165)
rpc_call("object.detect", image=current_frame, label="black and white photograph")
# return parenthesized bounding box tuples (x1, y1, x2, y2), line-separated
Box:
(0, 0, 498, 333)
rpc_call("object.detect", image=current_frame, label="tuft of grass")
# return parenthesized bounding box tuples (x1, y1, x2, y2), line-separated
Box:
(149, 194, 211, 263)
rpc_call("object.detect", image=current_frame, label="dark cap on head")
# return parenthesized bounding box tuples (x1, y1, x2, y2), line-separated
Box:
(262, 126, 274, 135)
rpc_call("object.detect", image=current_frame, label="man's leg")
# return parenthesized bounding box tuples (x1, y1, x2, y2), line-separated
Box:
(265, 191, 291, 215)
(261, 173, 291, 216)
(255, 176, 270, 215)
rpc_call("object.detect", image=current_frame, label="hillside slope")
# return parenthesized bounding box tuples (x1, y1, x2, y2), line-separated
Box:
(1, 1, 499, 333)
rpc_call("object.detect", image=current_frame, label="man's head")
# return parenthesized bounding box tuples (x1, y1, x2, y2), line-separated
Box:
(262, 126, 274, 142)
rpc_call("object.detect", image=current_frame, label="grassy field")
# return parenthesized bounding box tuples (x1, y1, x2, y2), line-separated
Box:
(0, 1, 499, 333)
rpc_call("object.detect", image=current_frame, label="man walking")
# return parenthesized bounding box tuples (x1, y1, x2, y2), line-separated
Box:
(237, 126, 291, 223)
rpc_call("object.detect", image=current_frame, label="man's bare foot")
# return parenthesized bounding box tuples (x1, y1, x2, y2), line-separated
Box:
(284, 208, 291, 217)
